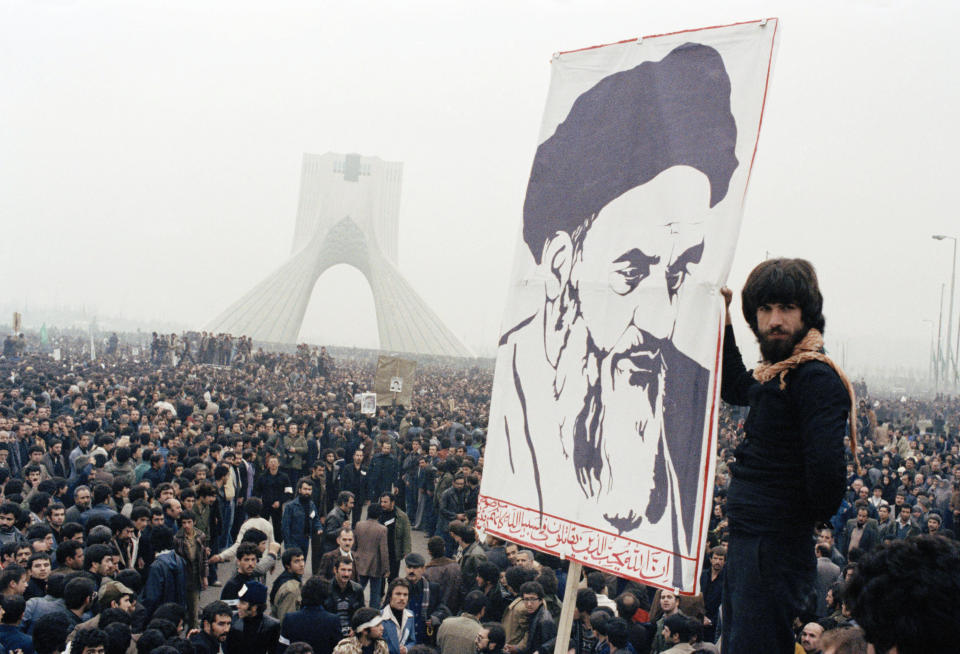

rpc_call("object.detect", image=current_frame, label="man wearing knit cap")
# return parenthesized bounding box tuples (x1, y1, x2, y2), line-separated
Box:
(403, 552, 449, 646)
(226, 580, 281, 654)
(720, 259, 854, 653)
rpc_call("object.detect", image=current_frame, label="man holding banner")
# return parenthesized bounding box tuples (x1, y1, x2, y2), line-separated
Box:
(478, 20, 779, 594)
(720, 261, 851, 653)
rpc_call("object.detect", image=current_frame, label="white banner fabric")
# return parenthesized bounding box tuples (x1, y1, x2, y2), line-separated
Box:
(476, 19, 779, 594)
(374, 355, 418, 407)
(361, 393, 377, 415)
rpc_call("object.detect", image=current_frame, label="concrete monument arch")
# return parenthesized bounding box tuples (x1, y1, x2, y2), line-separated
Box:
(207, 152, 471, 357)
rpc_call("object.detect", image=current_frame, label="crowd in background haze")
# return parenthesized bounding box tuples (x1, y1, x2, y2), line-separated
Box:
(0, 328, 956, 654)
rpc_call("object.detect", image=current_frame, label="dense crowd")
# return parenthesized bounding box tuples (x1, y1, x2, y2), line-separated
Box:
(0, 328, 955, 654)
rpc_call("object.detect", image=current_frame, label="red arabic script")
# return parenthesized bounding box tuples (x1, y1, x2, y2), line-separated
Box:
(475, 495, 674, 587)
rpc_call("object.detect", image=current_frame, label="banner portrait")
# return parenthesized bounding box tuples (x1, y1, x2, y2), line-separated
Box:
(373, 355, 418, 407)
(360, 392, 377, 415)
(476, 19, 779, 593)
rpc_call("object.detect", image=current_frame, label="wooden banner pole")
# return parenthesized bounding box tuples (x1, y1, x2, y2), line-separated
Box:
(553, 560, 582, 654)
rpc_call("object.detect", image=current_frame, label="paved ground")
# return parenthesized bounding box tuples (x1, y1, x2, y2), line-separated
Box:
(199, 513, 431, 609)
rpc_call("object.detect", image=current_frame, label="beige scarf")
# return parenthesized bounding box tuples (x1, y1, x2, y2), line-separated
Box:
(752, 328, 860, 472)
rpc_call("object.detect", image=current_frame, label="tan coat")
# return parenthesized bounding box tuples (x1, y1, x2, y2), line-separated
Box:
(424, 556, 462, 613)
(502, 597, 529, 649)
(437, 614, 483, 654)
(353, 517, 390, 577)
(271, 577, 301, 623)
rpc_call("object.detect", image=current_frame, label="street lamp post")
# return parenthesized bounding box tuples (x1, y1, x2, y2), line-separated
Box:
(933, 235, 957, 389)
(937, 283, 945, 389)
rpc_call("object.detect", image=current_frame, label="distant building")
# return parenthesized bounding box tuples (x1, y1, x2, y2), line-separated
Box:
(207, 152, 470, 357)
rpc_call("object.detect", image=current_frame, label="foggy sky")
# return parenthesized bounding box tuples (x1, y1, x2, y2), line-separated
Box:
(2, 0, 958, 382)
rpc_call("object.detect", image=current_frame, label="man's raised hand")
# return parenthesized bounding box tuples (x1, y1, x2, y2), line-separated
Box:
(721, 287, 733, 326)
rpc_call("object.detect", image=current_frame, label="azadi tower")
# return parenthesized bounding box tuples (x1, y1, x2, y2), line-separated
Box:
(207, 152, 471, 357)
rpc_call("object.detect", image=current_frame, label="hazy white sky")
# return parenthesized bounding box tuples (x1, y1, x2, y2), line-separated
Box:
(2, 0, 958, 380)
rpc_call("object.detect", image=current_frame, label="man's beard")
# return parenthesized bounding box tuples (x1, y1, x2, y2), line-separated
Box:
(758, 325, 805, 363)
(553, 302, 669, 534)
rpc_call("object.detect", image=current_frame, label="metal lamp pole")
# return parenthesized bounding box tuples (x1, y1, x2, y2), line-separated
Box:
(933, 235, 957, 389)
(937, 283, 945, 390)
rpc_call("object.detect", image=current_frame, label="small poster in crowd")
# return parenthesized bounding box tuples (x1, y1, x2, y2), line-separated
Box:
(52, 349, 61, 361)
(360, 393, 377, 415)
(477, 19, 779, 594)
(373, 355, 417, 406)
(12, 313, 21, 333)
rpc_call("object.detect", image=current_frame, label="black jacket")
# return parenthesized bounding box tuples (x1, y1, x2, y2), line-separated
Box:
(520, 605, 556, 654)
(226, 614, 281, 654)
(438, 487, 469, 527)
(235, 462, 253, 502)
(323, 579, 364, 636)
(721, 325, 848, 534)
(322, 507, 348, 552)
(204, 500, 224, 544)
(367, 453, 399, 499)
(482, 583, 510, 623)
(280, 605, 342, 654)
(338, 464, 368, 504)
(254, 471, 292, 513)
(24, 577, 46, 601)
(141, 550, 186, 622)
(190, 630, 224, 654)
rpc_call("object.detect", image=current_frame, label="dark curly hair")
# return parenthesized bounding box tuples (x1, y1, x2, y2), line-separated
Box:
(74, 628, 109, 654)
(741, 258, 825, 336)
(846, 535, 960, 654)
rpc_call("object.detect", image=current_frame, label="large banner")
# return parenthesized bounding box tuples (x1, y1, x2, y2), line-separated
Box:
(476, 19, 779, 593)
(373, 355, 418, 407)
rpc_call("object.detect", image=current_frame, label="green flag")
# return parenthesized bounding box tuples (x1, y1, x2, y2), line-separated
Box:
(40, 324, 48, 345)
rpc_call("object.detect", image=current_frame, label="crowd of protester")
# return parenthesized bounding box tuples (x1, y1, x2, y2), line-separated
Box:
(0, 328, 956, 654)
